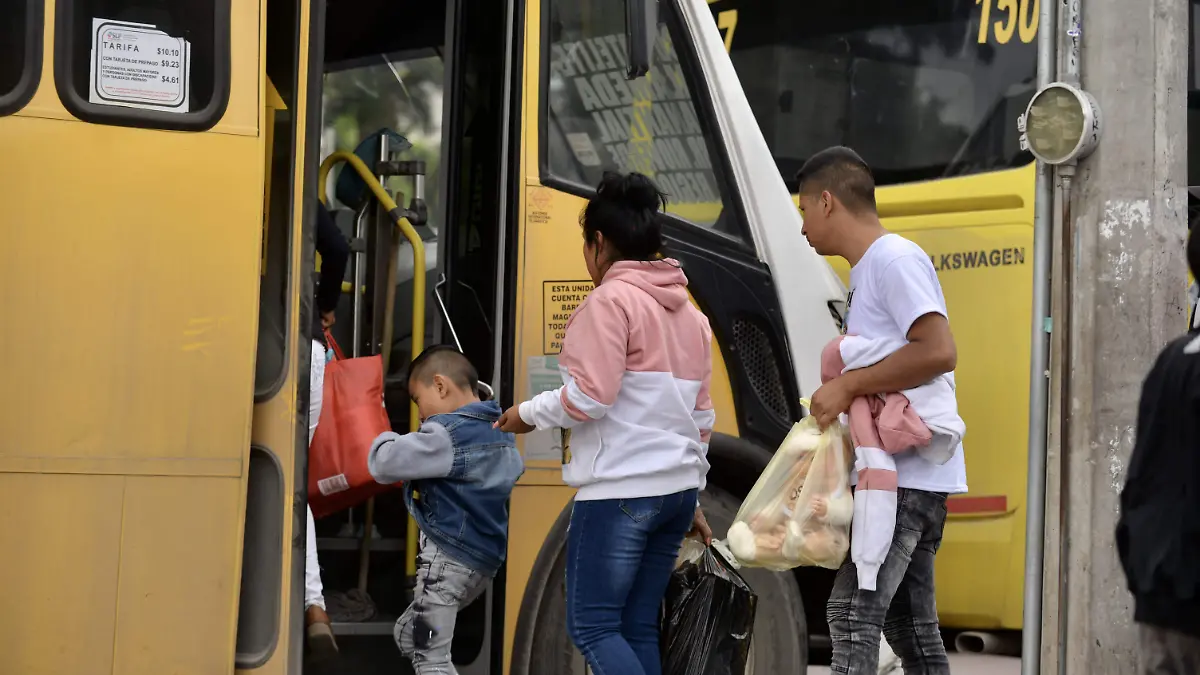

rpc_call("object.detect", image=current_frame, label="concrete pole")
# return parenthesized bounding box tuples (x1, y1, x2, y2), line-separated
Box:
(1041, 0, 1189, 672)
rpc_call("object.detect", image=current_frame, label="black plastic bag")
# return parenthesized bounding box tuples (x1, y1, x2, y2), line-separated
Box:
(661, 542, 758, 675)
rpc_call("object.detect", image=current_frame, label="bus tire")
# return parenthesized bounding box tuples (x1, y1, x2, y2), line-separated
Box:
(511, 484, 808, 675)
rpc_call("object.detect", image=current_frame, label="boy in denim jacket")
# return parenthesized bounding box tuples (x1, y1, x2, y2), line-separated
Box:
(368, 346, 524, 675)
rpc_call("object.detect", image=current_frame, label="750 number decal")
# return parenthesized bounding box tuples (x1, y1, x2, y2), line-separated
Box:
(976, 0, 1039, 45)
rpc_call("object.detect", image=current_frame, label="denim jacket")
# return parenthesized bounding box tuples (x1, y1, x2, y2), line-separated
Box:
(367, 400, 524, 576)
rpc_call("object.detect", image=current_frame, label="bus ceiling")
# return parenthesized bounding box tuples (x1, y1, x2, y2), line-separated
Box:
(323, 0, 446, 71)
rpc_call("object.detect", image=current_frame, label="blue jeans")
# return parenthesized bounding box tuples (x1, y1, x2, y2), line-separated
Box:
(566, 488, 698, 675)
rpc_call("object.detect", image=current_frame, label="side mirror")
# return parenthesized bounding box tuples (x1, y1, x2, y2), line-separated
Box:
(624, 0, 656, 79)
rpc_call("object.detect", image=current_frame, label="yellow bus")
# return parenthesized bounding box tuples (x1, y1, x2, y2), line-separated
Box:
(1, 1, 849, 674)
(707, 0, 1040, 637)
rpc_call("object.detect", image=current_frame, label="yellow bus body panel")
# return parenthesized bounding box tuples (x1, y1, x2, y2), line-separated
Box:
(0, 1, 265, 672)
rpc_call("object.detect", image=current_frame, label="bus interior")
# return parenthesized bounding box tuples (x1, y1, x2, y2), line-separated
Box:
(262, 0, 515, 671)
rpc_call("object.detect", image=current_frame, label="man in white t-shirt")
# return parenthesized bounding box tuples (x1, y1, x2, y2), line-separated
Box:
(799, 147, 966, 675)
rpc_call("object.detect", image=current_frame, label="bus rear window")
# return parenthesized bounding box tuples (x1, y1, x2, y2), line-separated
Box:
(54, 0, 229, 130)
(711, 0, 1037, 187)
(0, 1, 42, 116)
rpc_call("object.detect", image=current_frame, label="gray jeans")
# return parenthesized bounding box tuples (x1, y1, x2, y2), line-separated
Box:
(1140, 624, 1200, 675)
(828, 488, 950, 675)
(394, 536, 489, 675)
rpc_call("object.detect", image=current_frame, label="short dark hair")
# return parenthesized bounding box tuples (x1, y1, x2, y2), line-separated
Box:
(408, 345, 479, 393)
(794, 146, 877, 213)
(1189, 225, 1200, 279)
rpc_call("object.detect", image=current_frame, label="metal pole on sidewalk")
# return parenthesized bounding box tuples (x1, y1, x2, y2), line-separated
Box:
(1020, 0, 1058, 671)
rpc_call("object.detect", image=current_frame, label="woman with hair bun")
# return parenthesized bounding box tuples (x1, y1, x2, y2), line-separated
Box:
(497, 171, 715, 675)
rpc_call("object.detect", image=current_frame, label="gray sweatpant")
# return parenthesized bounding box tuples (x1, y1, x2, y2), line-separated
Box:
(394, 535, 489, 675)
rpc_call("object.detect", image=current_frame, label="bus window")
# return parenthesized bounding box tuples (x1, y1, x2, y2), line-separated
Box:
(54, 0, 229, 130)
(322, 56, 445, 230)
(711, 0, 1037, 187)
(0, 0, 42, 116)
(320, 53, 446, 430)
(543, 0, 747, 242)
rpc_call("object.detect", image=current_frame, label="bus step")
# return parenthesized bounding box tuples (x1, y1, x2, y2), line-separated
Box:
(331, 620, 399, 636)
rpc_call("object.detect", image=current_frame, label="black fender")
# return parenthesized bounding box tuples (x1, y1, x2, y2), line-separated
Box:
(707, 432, 775, 498)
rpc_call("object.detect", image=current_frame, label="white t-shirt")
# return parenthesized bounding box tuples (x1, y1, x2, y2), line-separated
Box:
(845, 234, 968, 494)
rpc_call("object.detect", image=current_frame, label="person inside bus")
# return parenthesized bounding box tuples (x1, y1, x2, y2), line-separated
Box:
(1115, 226, 1200, 675)
(304, 200, 350, 660)
(800, 147, 965, 675)
(494, 171, 714, 675)
(366, 346, 523, 675)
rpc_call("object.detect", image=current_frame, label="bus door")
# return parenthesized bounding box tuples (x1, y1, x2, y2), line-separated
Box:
(0, 2, 269, 674)
(296, 1, 520, 673)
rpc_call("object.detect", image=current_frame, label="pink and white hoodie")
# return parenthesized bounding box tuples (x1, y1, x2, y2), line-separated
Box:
(518, 259, 714, 502)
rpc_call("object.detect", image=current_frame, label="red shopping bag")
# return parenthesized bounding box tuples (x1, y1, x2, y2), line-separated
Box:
(308, 330, 399, 519)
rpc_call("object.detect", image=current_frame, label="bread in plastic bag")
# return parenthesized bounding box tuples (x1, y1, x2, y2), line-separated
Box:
(661, 540, 757, 675)
(726, 400, 853, 571)
(783, 415, 854, 569)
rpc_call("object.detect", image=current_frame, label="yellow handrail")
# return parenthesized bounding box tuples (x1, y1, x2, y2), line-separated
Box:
(318, 150, 424, 578)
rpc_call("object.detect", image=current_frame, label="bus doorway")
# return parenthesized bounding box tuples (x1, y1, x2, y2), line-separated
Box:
(305, 1, 513, 672)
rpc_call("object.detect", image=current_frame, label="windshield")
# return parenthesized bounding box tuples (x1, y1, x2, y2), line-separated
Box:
(710, 0, 1037, 187)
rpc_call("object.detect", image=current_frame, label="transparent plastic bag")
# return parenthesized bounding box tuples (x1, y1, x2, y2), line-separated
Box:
(661, 542, 757, 675)
(726, 399, 853, 571)
(784, 414, 854, 569)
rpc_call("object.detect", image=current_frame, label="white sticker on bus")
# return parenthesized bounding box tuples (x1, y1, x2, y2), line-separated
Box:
(89, 18, 191, 113)
(523, 356, 569, 463)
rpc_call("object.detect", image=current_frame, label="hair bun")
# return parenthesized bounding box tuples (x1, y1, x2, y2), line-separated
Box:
(596, 171, 666, 213)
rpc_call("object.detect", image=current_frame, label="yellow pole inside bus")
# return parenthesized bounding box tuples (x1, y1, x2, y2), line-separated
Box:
(319, 151, 424, 578)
